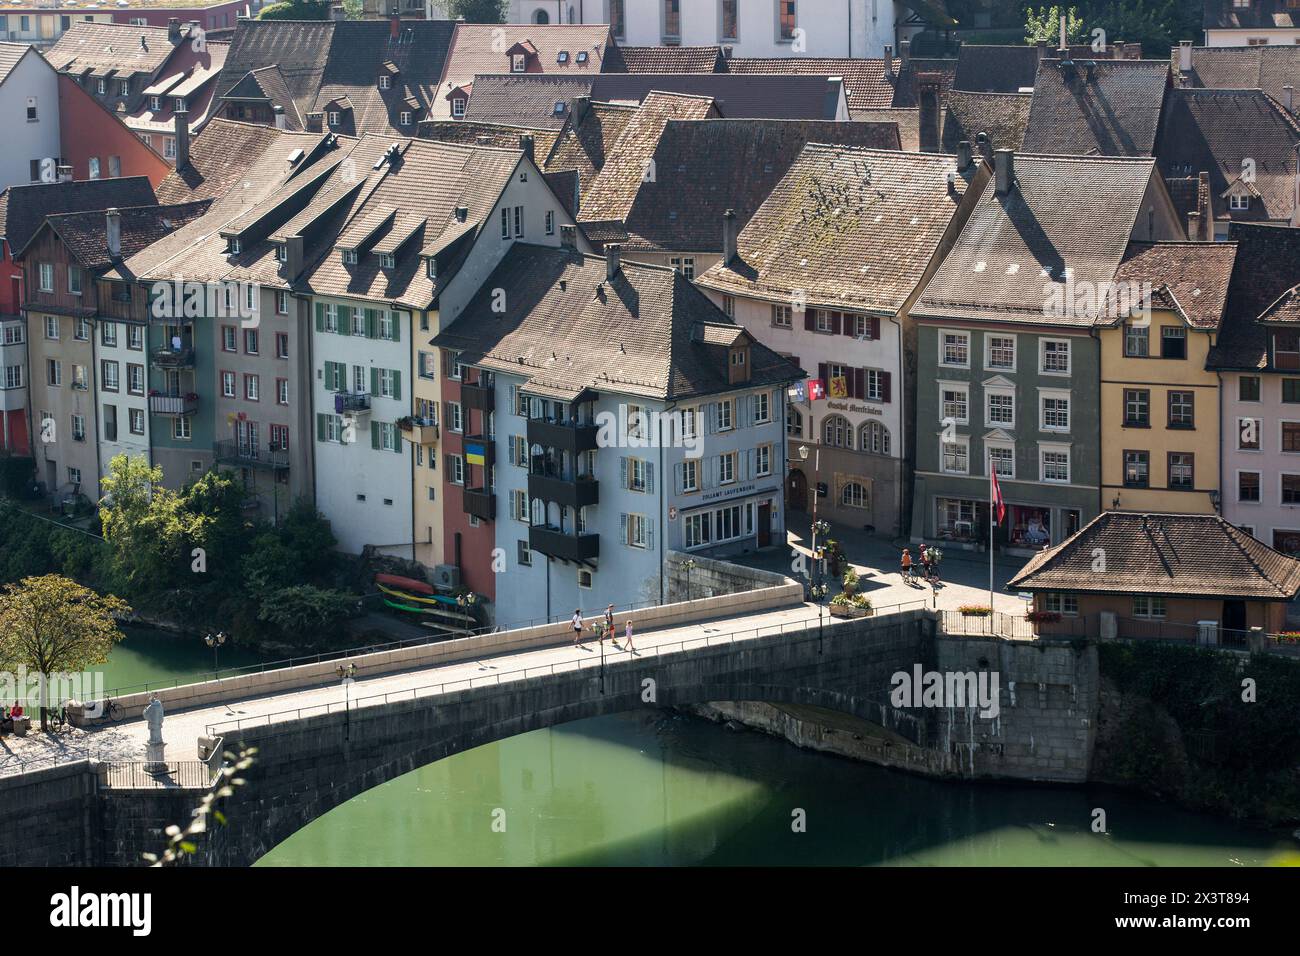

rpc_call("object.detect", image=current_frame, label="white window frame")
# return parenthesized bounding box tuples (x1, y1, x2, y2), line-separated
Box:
(940, 435, 969, 475)
(939, 329, 970, 368)
(985, 440, 1015, 479)
(940, 382, 969, 425)
(1040, 338, 1071, 376)
(1039, 388, 1071, 433)
(1039, 442, 1071, 483)
(985, 333, 1016, 370)
(985, 386, 1016, 429)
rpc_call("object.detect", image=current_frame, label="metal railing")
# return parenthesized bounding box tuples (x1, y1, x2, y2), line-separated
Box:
(204, 599, 930, 738)
(100, 759, 215, 789)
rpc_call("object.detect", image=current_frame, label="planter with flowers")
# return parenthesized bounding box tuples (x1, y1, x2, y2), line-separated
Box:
(1025, 610, 1061, 624)
(958, 604, 992, 617)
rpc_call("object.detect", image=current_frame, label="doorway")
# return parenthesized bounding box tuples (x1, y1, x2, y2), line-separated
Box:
(757, 501, 772, 547)
(787, 469, 807, 512)
(1223, 599, 1247, 635)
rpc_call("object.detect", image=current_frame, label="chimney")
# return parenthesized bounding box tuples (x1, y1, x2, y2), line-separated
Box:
(330, 3, 346, 20)
(918, 78, 941, 152)
(606, 244, 622, 280)
(139, 34, 148, 50)
(1196, 170, 1212, 238)
(721, 44, 733, 60)
(285, 235, 304, 280)
(722, 208, 738, 264)
(306, 112, 323, 133)
(883, 45, 893, 77)
(956, 140, 972, 173)
(1059, 13, 1067, 51)
(1036, 39, 1047, 63)
(168, 17, 180, 43)
(1284, 85, 1295, 113)
(519, 133, 534, 162)
(560, 224, 576, 249)
(173, 109, 189, 169)
(1178, 40, 1193, 74)
(1114, 41, 1125, 60)
(899, 39, 911, 71)
(390, 14, 400, 40)
(571, 95, 590, 126)
(106, 209, 121, 258)
(1187, 209, 1201, 242)
(995, 148, 1015, 197)
(273, 105, 286, 130)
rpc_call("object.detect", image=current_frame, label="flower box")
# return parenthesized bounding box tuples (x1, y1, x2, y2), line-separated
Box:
(829, 603, 872, 619)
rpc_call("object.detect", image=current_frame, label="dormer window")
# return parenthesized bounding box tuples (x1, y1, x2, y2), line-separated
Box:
(1275, 331, 1300, 370)
(328, 111, 340, 127)
(557, 51, 569, 64)
(118, 80, 129, 97)
(380, 253, 396, 269)
(379, 75, 391, 90)
(1230, 195, 1250, 211)
(275, 244, 287, 262)
(150, 95, 160, 111)
(553, 101, 566, 116)
(342, 249, 358, 265)
(97, 79, 106, 95)
(400, 111, 412, 126)
(576, 51, 589, 64)
(426, 258, 437, 279)
(452, 97, 466, 118)
(228, 237, 241, 255)
(174, 97, 185, 112)
(728, 345, 751, 384)
(512, 54, 526, 72)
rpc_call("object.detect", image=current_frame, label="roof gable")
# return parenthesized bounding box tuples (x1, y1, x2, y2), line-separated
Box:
(1022, 58, 1171, 157)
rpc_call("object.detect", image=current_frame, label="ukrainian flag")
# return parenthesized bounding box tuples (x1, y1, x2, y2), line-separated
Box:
(465, 441, 486, 467)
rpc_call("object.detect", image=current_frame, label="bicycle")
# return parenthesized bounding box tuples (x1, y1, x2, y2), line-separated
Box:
(90, 697, 124, 725)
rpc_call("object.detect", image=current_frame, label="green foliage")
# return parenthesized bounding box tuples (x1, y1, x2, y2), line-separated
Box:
(446, 0, 507, 23)
(256, 585, 356, 640)
(1021, 1, 1203, 56)
(257, 0, 331, 20)
(0, 456, 34, 498)
(1024, 4, 1088, 44)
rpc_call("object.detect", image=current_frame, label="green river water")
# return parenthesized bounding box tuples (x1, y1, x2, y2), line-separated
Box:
(100, 630, 1297, 867)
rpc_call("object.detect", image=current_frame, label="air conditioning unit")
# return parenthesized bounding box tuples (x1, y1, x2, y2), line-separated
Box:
(433, 564, 460, 591)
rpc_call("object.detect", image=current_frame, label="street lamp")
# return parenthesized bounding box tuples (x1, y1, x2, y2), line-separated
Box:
(682, 558, 696, 602)
(337, 663, 357, 740)
(204, 630, 227, 677)
(797, 445, 827, 600)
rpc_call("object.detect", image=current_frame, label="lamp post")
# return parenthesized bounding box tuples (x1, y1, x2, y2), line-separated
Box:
(682, 558, 696, 602)
(204, 630, 227, 677)
(457, 591, 479, 632)
(797, 445, 826, 596)
(337, 663, 356, 740)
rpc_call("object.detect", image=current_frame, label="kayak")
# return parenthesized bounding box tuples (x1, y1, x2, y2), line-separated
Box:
(381, 598, 477, 624)
(375, 573, 434, 595)
(377, 583, 460, 606)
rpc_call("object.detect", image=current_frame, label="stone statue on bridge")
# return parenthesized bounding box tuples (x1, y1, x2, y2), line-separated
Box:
(144, 694, 165, 769)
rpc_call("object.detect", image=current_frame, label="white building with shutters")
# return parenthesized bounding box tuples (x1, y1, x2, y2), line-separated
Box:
(311, 297, 411, 555)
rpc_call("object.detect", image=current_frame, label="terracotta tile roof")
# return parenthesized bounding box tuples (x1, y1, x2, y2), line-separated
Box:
(1008, 511, 1300, 600)
(1112, 240, 1238, 330)
(431, 244, 802, 402)
(1209, 223, 1300, 369)
(41, 201, 210, 272)
(1180, 44, 1300, 107)
(618, 46, 725, 73)
(1204, 0, 1300, 30)
(462, 74, 594, 127)
(0, 42, 31, 85)
(698, 145, 978, 314)
(851, 107, 922, 150)
(45, 21, 176, 77)
(940, 90, 1030, 154)
(540, 100, 638, 205)
(589, 73, 847, 119)
(1022, 58, 1171, 157)
(154, 117, 297, 204)
(727, 56, 956, 113)
(0, 177, 156, 255)
(419, 119, 559, 156)
(1260, 285, 1300, 325)
(915, 154, 1161, 326)
(577, 92, 718, 224)
(1156, 88, 1300, 224)
(601, 119, 902, 255)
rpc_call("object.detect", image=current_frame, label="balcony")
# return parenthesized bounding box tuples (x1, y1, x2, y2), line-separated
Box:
(463, 434, 495, 469)
(463, 487, 495, 521)
(214, 439, 290, 470)
(528, 472, 599, 509)
(398, 417, 439, 445)
(150, 392, 199, 416)
(152, 346, 196, 369)
(527, 417, 600, 454)
(529, 525, 599, 562)
(334, 391, 371, 415)
(461, 380, 495, 413)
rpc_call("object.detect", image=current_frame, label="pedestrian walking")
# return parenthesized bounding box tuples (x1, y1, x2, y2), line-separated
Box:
(624, 619, 635, 654)
(928, 546, 943, 586)
(603, 604, 614, 645)
(571, 608, 584, 646)
(920, 544, 932, 583)
(901, 548, 914, 585)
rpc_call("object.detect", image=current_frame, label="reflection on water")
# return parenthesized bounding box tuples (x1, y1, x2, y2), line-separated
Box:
(256, 711, 1291, 867)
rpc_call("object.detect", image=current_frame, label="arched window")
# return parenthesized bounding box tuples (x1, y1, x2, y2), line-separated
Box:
(860, 421, 890, 456)
(822, 414, 852, 449)
(534, 10, 550, 24)
(841, 482, 868, 509)
(786, 405, 803, 437)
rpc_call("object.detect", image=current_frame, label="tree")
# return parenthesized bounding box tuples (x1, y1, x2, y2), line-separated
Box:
(100, 455, 201, 595)
(0, 575, 128, 729)
(256, 585, 356, 643)
(257, 0, 331, 20)
(1025, 5, 1088, 45)
(446, 0, 507, 24)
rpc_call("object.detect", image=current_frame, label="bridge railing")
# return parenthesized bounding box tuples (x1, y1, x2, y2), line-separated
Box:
(204, 599, 931, 738)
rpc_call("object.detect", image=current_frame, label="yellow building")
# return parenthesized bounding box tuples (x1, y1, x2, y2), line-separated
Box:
(410, 307, 443, 570)
(1099, 242, 1237, 514)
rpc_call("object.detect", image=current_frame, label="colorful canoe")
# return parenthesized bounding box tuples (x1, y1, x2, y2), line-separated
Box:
(375, 573, 434, 595)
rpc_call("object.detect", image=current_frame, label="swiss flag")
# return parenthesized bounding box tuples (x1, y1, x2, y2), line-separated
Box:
(991, 465, 1006, 527)
(808, 379, 827, 400)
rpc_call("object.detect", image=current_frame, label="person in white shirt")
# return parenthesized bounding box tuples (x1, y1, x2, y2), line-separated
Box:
(571, 609, 584, 647)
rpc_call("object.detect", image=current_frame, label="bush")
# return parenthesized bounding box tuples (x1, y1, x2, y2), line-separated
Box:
(0, 456, 35, 498)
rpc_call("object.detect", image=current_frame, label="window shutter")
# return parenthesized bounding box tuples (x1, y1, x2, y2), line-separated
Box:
(842, 315, 855, 337)
(647, 518, 655, 552)
(316, 413, 325, 442)
(391, 312, 400, 342)
(882, 371, 892, 403)
(392, 426, 402, 454)
(646, 461, 654, 493)
(443, 351, 454, 376)
(853, 368, 865, 400)
(392, 369, 401, 401)
(509, 385, 518, 414)
(620, 513, 629, 546)
(370, 367, 379, 395)
(365, 308, 377, 338)
(315, 302, 325, 332)
(445, 454, 454, 473)
(620, 456, 628, 489)
(804, 309, 815, 331)
(831, 311, 842, 335)
(870, 316, 880, 340)
(370, 421, 380, 449)
(818, 362, 828, 387)
(675, 462, 684, 493)
(702, 456, 712, 488)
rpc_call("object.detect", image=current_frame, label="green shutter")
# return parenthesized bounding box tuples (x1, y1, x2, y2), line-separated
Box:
(371, 421, 380, 450)
(392, 424, 402, 454)
(392, 369, 401, 401)
(370, 367, 379, 395)
(365, 308, 377, 339)
(341, 306, 353, 335)
(391, 312, 400, 342)
(316, 413, 326, 442)
(315, 302, 325, 332)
